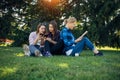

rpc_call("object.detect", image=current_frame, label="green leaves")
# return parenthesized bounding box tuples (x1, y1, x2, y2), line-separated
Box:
(0, 0, 119, 47)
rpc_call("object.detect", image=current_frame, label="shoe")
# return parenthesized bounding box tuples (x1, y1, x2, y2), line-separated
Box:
(94, 52, 103, 56)
(35, 50, 43, 57)
(44, 51, 52, 57)
(23, 44, 30, 56)
(75, 53, 79, 56)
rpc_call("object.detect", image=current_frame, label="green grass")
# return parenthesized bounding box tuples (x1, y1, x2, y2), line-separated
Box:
(0, 47, 120, 80)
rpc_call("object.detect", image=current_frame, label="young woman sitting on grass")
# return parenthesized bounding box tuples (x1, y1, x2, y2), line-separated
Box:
(44, 20, 64, 56)
(23, 23, 47, 56)
(60, 17, 103, 56)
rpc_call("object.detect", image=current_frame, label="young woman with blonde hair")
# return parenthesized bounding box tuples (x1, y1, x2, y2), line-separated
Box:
(60, 17, 103, 56)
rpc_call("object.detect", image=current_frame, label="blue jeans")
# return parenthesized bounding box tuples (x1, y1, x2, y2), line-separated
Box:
(70, 37, 94, 56)
(29, 45, 44, 56)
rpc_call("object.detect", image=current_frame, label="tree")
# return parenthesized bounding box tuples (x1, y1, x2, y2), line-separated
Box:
(0, 0, 120, 47)
(0, 0, 31, 46)
(61, 0, 120, 48)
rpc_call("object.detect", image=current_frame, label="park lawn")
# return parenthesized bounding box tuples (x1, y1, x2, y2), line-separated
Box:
(0, 47, 120, 80)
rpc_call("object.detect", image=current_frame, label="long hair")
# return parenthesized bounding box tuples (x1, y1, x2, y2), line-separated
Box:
(49, 20, 58, 33)
(49, 20, 60, 40)
(36, 23, 47, 34)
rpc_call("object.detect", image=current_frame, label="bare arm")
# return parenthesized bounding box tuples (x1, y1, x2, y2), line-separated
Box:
(33, 35, 41, 45)
(46, 38, 57, 44)
(75, 31, 88, 43)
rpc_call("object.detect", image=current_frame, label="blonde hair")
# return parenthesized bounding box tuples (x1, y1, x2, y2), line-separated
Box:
(64, 17, 77, 25)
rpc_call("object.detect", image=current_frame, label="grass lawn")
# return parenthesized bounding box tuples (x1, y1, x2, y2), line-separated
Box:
(0, 47, 120, 80)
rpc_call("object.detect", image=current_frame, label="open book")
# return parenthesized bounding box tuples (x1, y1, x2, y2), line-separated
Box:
(78, 31, 88, 39)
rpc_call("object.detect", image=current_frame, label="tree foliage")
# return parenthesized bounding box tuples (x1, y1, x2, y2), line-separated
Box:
(0, 0, 120, 47)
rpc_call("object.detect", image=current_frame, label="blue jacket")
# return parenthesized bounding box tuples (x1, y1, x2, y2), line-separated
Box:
(60, 27, 75, 51)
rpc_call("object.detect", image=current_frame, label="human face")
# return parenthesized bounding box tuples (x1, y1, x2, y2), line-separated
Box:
(68, 22, 77, 30)
(49, 24, 54, 33)
(39, 25, 46, 34)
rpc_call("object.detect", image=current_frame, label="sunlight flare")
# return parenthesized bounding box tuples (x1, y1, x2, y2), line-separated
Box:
(0, 67, 17, 77)
(15, 52, 24, 57)
(58, 63, 69, 68)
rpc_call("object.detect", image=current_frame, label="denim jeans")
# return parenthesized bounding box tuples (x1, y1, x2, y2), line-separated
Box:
(70, 37, 94, 56)
(29, 45, 44, 56)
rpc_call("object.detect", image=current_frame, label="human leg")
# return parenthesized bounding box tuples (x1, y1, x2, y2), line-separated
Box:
(29, 45, 42, 56)
(71, 37, 103, 56)
(71, 37, 94, 56)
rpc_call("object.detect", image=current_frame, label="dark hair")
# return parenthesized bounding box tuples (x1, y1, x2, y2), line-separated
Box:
(49, 20, 58, 33)
(36, 23, 47, 34)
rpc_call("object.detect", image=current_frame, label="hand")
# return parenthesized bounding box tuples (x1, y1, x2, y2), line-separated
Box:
(37, 34, 45, 40)
(46, 38, 57, 44)
(78, 36, 83, 41)
(35, 34, 40, 40)
(75, 36, 83, 43)
(34, 34, 42, 45)
(46, 38, 52, 42)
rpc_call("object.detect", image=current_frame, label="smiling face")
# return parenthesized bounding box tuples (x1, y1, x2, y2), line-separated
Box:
(49, 24, 54, 33)
(48, 20, 57, 34)
(39, 25, 46, 34)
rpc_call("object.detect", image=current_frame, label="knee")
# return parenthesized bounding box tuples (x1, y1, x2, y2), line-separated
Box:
(29, 45, 34, 49)
(80, 37, 90, 43)
(82, 37, 87, 41)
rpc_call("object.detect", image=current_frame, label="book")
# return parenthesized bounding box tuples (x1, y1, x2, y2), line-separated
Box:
(79, 31, 88, 39)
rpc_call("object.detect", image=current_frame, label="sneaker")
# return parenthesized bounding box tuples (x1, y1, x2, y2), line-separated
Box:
(23, 44, 30, 56)
(75, 53, 79, 56)
(44, 51, 52, 57)
(35, 50, 43, 57)
(94, 52, 103, 56)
